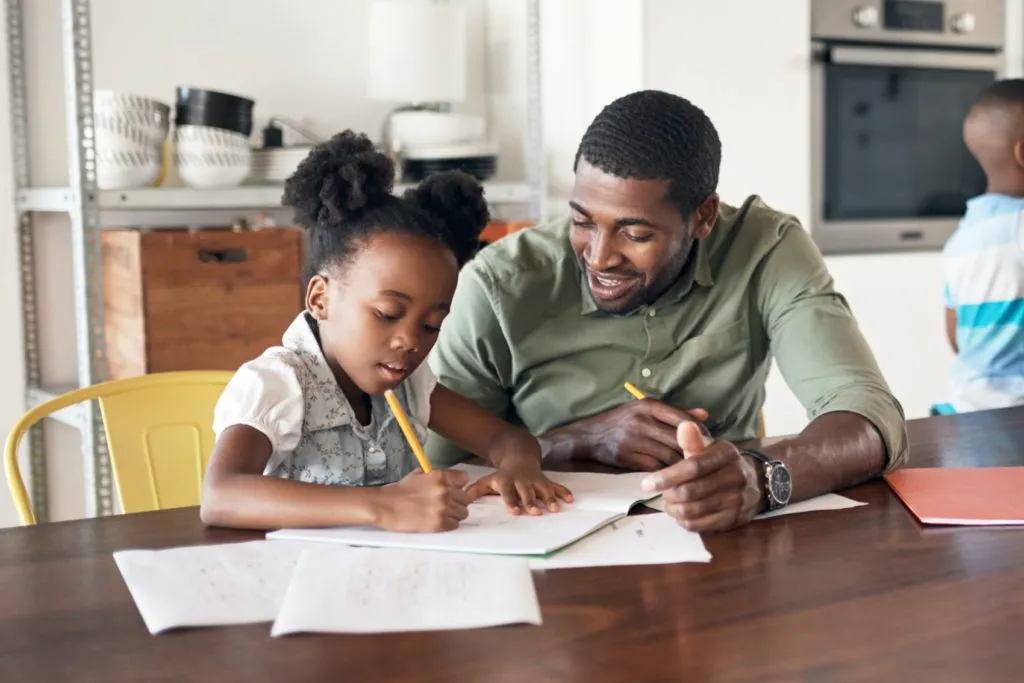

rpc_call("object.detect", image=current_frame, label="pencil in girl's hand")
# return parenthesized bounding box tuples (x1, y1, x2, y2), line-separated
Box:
(623, 381, 646, 400)
(383, 389, 432, 473)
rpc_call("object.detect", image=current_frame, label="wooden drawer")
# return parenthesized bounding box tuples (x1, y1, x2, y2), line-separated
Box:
(102, 228, 303, 380)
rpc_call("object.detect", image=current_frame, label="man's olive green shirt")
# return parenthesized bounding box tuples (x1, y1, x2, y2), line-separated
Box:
(426, 195, 908, 468)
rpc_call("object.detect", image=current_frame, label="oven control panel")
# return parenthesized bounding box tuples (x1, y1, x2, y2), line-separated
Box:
(811, 0, 1003, 49)
(884, 1, 945, 32)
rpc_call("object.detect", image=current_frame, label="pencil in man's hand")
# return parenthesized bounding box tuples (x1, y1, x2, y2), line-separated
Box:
(623, 381, 646, 400)
(623, 381, 713, 446)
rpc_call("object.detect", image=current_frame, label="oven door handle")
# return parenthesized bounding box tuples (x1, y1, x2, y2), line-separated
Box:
(829, 46, 1001, 71)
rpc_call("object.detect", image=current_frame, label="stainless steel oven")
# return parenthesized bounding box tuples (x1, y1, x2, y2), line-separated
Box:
(811, 0, 1005, 254)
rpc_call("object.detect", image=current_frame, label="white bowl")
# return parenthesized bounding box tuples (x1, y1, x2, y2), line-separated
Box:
(94, 90, 170, 146)
(96, 148, 162, 190)
(388, 111, 485, 148)
(173, 124, 252, 188)
(95, 117, 160, 154)
(175, 147, 252, 188)
(174, 124, 250, 151)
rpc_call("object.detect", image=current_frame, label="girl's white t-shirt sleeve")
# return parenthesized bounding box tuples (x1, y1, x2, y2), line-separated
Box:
(213, 350, 305, 456)
(405, 361, 439, 442)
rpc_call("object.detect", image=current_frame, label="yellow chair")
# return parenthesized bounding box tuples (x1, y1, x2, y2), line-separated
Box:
(4, 371, 233, 525)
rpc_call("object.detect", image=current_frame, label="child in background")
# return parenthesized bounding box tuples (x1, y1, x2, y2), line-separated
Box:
(201, 130, 572, 532)
(938, 79, 1024, 414)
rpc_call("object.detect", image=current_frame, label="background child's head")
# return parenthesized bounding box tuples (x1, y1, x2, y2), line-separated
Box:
(964, 78, 1024, 196)
(282, 130, 489, 397)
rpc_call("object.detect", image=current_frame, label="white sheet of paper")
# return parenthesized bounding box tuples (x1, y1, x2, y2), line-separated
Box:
(530, 513, 711, 570)
(644, 493, 867, 519)
(112, 540, 317, 634)
(271, 546, 541, 636)
(452, 463, 657, 514)
(268, 496, 623, 556)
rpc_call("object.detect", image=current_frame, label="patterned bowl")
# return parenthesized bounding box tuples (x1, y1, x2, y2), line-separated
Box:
(93, 90, 170, 147)
(96, 147, 162, 190)
(174, 125, 252, 188)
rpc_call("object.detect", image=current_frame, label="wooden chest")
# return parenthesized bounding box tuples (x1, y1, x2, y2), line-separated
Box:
(101, 227, 304, 380)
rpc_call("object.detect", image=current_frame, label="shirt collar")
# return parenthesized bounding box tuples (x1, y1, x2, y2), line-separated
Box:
(963, 193, 1024, 222)
(579, 237, 715, 317)
(281, 312, 356, 432)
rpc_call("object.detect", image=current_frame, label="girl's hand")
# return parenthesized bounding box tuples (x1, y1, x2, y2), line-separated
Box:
(375, 469, 471, 532)
(467, 455, 574, 515)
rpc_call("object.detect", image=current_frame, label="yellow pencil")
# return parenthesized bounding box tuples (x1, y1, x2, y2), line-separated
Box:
(383, 389, 432, 473)
(623, 381, 646, 400)
(625, 380, 713, 445)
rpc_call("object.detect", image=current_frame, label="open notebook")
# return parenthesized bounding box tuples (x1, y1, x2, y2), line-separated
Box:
(267, 464, 659, 556)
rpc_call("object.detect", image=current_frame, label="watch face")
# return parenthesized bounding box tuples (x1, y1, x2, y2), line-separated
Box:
(769, 464, 793, 505)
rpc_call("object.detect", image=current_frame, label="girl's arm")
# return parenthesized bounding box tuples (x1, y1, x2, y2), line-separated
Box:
(428, 385, 572, 512)
(200, 425, 469, 531)
(428, 385, 539, 468)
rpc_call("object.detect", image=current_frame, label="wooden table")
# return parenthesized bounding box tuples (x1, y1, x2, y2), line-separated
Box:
(3, 407, 1024, 682)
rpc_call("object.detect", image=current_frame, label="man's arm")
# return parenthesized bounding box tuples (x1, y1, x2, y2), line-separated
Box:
(425, 266, 514, 467)
(646, 222, 907, 532)
(747, 222, 906, 495)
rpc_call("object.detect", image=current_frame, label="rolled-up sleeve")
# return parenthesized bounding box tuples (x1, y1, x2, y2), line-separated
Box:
(425, 265, 514, 466)
(754, 223, 908, 469)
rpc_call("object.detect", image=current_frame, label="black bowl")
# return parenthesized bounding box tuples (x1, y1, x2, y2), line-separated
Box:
(175, 105, 253, 136)
(175, 87, 254, 136)
(402, 155, 497, 183)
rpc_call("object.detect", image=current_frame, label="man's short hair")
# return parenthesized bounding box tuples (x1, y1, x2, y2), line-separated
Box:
(574, 89, 722, 219)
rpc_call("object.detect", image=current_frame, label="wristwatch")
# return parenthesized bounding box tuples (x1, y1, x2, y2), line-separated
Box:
(740, 449, 792, 512)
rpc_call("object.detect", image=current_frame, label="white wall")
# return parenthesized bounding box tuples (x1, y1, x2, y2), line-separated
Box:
(540, 0, 644, 201)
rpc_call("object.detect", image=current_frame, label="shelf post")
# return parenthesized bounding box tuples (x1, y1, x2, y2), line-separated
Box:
(5, 0, 48, 522)
(62, 0, 112, 518)
(524, 0, 546, 224)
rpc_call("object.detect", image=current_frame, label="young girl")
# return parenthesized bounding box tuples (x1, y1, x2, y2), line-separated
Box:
(201, 130, 572, 533)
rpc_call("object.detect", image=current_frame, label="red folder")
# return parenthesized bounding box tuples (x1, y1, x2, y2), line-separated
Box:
(884, 467, 1024, 526)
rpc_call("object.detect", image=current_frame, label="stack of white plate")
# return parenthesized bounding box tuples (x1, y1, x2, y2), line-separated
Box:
(247, 146, 312, 184)
(94, 90, 170, 190)
(174, 125, 252, 189)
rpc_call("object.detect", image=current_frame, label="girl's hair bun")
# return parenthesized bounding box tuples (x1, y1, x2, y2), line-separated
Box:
(405, 171, 490, 264)
(282, 130, 395, 228)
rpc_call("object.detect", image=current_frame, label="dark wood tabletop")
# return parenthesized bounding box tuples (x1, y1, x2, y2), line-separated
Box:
(3, 407, 1024, 683)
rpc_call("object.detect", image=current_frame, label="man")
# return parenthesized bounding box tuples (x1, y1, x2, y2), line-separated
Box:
(427, 90, 907, 532)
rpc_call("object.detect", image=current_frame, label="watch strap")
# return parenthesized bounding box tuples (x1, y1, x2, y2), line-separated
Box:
(739, 448, 771, 465)
(739, 448, 779, 512)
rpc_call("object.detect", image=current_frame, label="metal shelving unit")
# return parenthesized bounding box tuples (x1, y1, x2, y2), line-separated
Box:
(5, 0, 546, 522)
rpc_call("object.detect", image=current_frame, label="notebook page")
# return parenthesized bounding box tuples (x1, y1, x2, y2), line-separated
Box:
(267, 496, 623, 556)
(530, 513, 711, 570)
(271, 546, 541, 635)
(453, 463, 657, 513)
(113, 540, 317, 634)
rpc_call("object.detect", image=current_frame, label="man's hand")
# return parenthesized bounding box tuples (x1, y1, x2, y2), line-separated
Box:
(641, 421, 764, 532)
(541, 398, 708, 471)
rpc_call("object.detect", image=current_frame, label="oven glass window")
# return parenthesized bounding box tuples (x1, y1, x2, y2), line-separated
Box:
(824, 64, 992, 221)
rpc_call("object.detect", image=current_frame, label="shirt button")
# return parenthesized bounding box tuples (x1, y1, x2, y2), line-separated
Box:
(647, 309, 656, 318)
(641, 367, 652, 378)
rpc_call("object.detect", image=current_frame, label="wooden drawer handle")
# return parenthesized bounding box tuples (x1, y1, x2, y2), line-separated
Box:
(196, 248, 249, 264)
